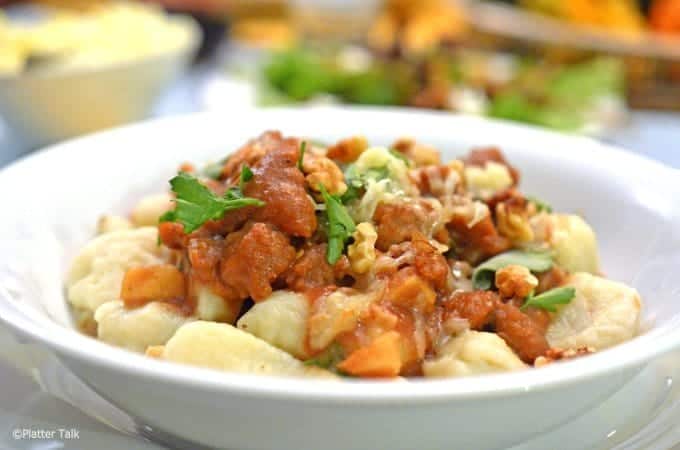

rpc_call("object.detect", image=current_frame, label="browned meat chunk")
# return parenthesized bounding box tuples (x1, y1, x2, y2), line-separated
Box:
(441, 291, 498, 330)
(220, 223, 296, 302)
(373, 200, 441, 251)
(244, 142, 317, 237)
(326, 136, 368, 163)
(448, 213, 511, 262)
(221, 131, 298, 182)
(284, 244, 349, 292)
(494, 301, 549, 364)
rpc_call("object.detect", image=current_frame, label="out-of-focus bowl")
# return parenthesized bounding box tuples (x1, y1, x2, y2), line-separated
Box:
(0, 108, 679, 450)
(0, 15, 200, 150)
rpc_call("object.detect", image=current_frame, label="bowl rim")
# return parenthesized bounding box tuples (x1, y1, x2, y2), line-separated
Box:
(0, 14, 201, 83)
(0, 107, 679, 404)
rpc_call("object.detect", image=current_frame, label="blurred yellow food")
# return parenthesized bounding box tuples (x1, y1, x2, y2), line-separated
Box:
(0, 2, 194, 76)
(368, 0, 468, 53)
(521, 0, 645, 36)
(231, 18, 296, 48)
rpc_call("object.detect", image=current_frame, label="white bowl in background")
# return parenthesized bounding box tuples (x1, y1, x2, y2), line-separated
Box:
(0, 108, 679, 450)
(0, 15, 200, 151)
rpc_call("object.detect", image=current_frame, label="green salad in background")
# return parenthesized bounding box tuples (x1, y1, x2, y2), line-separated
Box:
(258, 46, 626, 133)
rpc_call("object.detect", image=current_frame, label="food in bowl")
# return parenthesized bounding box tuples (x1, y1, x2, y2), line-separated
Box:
(0, 2, 194, 76)
(66, 131, 642, 379)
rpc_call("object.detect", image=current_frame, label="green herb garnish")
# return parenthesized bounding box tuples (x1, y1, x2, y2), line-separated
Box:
(297, 141, 307, 172)
(472, 250, 553, 290)
(389, 148, 411, 166)
(527, 196, 553, 213)
(521, 286, 576, 312)
(304, 343, 346, 373)
(159, 172, 264, 234)
(239, 165, 254, 191)
(339, 164, 390, 204)
(320, 184, 356, 264)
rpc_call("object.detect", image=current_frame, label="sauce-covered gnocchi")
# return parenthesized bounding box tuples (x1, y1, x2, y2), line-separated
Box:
(66, 132, 643, 379)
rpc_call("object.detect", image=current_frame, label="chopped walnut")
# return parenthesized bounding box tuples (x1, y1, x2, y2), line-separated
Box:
(392, 137, 441, 167)
(495, 264, 538, 299)
(534, 347, 595, 367)
(348, 222, 378, 274)
(495, 199, 534, 244)
(409, 161, 464, 198)
(450, 260, 473, 292)
(326, 136, 368, 163)
(302, 152, 347, 195)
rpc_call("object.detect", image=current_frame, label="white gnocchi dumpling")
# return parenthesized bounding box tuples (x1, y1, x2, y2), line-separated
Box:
(160, 321, 333, 378)
(195, 285, 239, 324)
(546, 272, 641, 351)
(94, 300, 194, 353)
(96, 215, 133, 234)
(530, 213, 600, 274)
(307, 288, 378, 352)
(423, 330, 526, 378)
(130, 193, 174, 227)
(464, 162, 513, 199)
(237, 290, 309, 359)
(66, 227, 170, 314)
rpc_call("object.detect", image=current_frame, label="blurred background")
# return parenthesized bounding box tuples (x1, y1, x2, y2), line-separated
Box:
(1, 0, 679, 167)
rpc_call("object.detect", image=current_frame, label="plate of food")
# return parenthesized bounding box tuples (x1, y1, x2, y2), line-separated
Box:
(0, 107, 678, 450)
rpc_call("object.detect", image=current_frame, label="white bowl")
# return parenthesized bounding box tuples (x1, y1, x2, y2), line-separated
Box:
(0, 15, 200, 151)
(0, 108, 679, 450)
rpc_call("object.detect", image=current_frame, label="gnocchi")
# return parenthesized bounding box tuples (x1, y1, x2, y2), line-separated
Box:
(423, 330, 526, 378)
(237, 291, 309, 359)
(546, 273, 641, 351)
(159, 321, 333, 378)
(530, 213, 600, 274)
(130, 193, 174, 227)
(67, 227, 170, 315)
(68, 132, 644, 379)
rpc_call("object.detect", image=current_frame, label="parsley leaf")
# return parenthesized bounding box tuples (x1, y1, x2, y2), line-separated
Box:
(159, 172, 264, 234)
(521, 286, 576, 312)
(319, 184, 356, 264)
(297, 141, 306, 172)
(472, 250, 553, 290)
(527, 196, 553, 213)
(239, 165, 254, 191)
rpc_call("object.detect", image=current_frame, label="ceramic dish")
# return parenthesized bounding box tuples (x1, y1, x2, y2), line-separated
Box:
(0, 108, 679, 450)
(0, 6, 200, 150)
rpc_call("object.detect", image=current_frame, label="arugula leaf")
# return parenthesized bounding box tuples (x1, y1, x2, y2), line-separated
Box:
(527, 196, 553, 213)
(521, 286, 576, 312)
(159, 172, 264, 234)
(320, 184, 356, 264)
(297, 141, 307, 172)
(472, 250, 553, 290)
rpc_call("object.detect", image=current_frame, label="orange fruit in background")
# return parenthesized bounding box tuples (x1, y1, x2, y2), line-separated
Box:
(650, 0, 680, 34)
